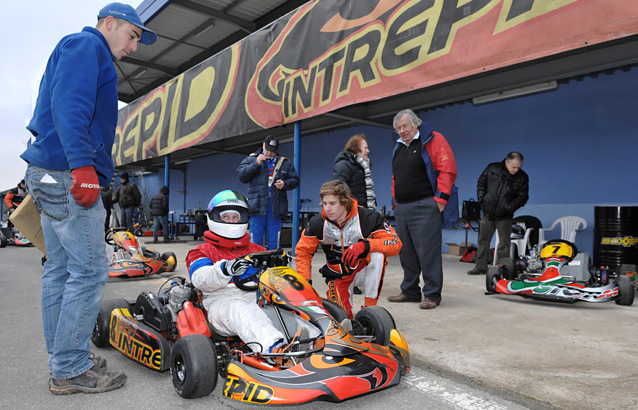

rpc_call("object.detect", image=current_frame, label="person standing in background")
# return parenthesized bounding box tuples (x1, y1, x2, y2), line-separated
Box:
(112, 171, 141, 233)
(333, 134, 377, 210)
(19, 2, 157, 394)
(386, 109, 457, 310)
(100, 186, 113, 232)
(237, 136, 299, 250)
(468, 152, 529, 275)
(150, 185, 171, 243)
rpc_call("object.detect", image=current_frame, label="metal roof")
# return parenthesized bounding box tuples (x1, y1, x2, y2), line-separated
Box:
(117, 0, 308, 103)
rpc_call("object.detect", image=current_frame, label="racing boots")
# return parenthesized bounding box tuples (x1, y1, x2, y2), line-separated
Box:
(271, 328, 310, 366)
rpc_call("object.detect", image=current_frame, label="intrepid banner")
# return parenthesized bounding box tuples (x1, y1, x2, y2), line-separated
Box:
(114, 0, 638, 166)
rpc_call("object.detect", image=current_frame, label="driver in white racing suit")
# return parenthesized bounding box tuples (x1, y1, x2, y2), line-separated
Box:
(186, 190, 315, 355)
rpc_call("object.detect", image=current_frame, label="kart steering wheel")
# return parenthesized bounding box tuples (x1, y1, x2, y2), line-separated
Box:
(541, 239, 578, 262)
(234, 249, 290, 292)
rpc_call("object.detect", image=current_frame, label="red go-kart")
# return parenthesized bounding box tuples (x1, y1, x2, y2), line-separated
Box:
(107, 229, 177, 278)
(92, 250, 410, 403)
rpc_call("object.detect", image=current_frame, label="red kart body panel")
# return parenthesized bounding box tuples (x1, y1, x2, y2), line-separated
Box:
(109, 231, 176, 278)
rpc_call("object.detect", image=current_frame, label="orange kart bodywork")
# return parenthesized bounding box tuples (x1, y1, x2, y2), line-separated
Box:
(109, 231, 176, 278)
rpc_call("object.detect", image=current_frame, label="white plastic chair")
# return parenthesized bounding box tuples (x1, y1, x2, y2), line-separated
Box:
(538, 216, 587, 248)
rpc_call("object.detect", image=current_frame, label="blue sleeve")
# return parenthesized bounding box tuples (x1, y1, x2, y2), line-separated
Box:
(51, 35, 101, 170)
(189, 257, 213, 278)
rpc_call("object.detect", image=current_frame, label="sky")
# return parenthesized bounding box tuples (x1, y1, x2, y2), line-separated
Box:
(0, 0, 143, 191)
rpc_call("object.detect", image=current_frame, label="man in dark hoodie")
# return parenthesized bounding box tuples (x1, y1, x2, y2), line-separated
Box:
(150, 185, 170, 243)
(468, 152, 529, 275)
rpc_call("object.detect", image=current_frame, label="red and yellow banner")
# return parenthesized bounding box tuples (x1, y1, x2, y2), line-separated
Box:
(114, 0, 638, 165)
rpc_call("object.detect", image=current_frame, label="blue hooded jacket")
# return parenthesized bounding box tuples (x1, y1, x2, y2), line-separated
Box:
(21, 27, 118, 186)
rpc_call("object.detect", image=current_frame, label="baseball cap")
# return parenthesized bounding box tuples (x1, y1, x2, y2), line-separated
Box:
(98, 3, 157, 45)
(264, 135, 279, 153)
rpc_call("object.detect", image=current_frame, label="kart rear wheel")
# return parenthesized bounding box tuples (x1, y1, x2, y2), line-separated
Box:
(0, 236, 7, 248)
(615, 275, 634, 306)
(321, 298, 349, 323)
(354, 306, 396, 346)
(92, 299, 129, 348)
(486, 267, 501, 293)
(498, 258, 516, 280)
(170, 334, 217, 399)
(161, 252, 178, 271)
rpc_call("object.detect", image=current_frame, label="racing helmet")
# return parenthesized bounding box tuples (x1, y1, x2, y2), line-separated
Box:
(206, 190, 250, 239)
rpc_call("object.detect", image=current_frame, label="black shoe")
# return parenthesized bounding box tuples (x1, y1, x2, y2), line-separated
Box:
(467, 267, 487, 275)
(153, 238, 158, 244)
(49, 367, 126, 395)
(163, 237, 173, 243)
(353, 286, 362, 295)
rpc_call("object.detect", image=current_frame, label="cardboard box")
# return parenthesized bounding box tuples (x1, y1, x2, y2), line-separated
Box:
(446, 242, 472, 256)
(9, 194, 47, 256)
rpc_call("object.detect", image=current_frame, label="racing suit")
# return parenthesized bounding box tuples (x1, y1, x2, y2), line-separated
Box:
(185, 230, 290, 353)
(4, 185, 26, 213)
(295, 199, 402, 318)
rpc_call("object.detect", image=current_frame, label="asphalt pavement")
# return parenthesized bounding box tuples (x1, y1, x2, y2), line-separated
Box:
(0, 239, 636, 409)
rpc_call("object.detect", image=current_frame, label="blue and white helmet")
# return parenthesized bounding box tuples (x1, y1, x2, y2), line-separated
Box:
(206, 190, 250, 239)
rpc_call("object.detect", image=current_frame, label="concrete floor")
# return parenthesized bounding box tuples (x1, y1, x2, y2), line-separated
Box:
(2, 238, 636, 409)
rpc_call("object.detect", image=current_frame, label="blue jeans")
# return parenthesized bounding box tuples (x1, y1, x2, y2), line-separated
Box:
(25, 164, 109, 379)
(249, 198, 282, 250)
(153, 215, 168, 240)
(120, 206, 135, 232)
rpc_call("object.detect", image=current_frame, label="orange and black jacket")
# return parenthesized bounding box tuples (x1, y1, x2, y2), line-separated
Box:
(295, 199, 401, 282)
(4, 187, 24, 210)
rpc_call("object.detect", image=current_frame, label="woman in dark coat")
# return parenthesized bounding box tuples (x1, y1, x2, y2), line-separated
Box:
(332, 134, 377, 210)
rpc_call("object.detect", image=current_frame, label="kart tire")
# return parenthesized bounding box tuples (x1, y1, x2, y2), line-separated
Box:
(134, 228, 143, 237)
(321, 298, 349, 323)
(0, 236, 7, 248)
(498, 258, 516, 280)
(92, 299, 129, 348)
(170, 334, 217, 399)
(614, 275, 634, 306)
(486, 267, 501, 293)
(354, 306, 396, 346)
(161, 252, 178, 271)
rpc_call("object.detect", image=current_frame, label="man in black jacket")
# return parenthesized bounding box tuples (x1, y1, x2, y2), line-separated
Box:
(112, 172, 141, 233)
(150, 186, 170, 243)
(468, 152, 529, 275)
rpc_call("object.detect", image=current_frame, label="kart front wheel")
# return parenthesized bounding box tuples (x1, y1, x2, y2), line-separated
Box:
(92, 299, 129, 348)
(615, 275, 634, 306)
(486, 267, 501, 293)
(354, 306, 396, 346)
(171, 334, 217, 399)
(498, 258, 516, 280)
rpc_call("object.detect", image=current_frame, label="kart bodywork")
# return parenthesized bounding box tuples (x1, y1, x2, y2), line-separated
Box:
(486, 239, 636, 306)
(108, 230, 177, 278)
(93, 250, 410, 403)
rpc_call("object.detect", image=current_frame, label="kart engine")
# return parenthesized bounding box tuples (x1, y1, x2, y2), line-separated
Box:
(166, 284, 197, 321)
(524, 246, 543, 273)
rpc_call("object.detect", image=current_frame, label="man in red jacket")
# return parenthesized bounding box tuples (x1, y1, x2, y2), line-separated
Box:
(387, 109, 457, 310)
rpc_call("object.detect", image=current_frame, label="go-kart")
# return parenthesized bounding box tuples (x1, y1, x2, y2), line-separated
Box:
(92, 249, 410, 403)
(486, 239, 636, 305)
(107, 228, 177, 278)
(0, 223, 33, 247)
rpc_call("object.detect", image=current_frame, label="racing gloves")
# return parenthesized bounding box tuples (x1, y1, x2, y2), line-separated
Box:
(222, 258, 259, 281)
(70, 166, 100, 207)
(342, 239, 370, 268)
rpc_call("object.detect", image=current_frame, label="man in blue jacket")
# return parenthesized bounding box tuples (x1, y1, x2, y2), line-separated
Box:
(20, 3, 156, 395)
(237, 136, 299, 250)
